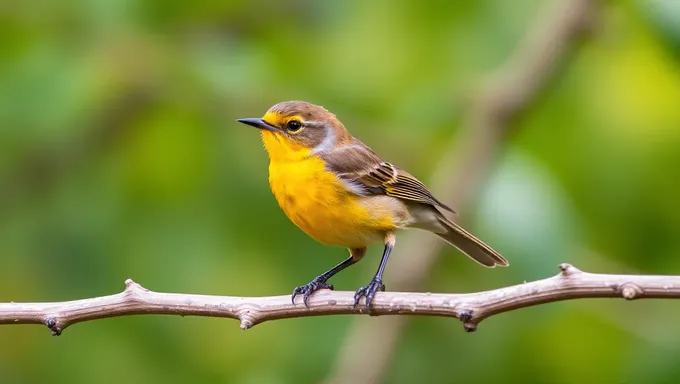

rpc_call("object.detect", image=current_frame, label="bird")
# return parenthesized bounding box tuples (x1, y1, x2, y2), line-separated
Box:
(236, 101, 508, 312)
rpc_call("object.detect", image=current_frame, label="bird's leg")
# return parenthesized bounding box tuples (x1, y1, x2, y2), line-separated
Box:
(292, 247, 366, 307)
(292, 257, 351, 306)
(354, 233, 395, 314)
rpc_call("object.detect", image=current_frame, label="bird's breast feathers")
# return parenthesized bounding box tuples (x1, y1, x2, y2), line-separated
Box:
(267, 153, 405, 248)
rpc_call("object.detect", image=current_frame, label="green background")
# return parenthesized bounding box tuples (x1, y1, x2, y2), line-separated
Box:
(2, 0, 680, 383)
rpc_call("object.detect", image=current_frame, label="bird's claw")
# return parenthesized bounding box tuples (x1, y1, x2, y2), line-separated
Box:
(292, 277, 334, 307)
(353, 277, 385, 313)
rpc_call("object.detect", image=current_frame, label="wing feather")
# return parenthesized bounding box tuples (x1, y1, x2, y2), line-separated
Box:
(321, 141, 455, 213)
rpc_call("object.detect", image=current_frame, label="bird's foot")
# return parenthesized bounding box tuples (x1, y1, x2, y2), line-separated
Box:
(292, 277, 333, 307)
(353, 277, 385, 314)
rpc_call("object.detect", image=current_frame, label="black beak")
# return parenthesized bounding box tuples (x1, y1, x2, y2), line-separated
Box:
(236, 117, 278, 132)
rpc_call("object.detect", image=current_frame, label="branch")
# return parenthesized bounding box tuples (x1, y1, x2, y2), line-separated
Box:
(328, 1, 599, 383)
(2, 264, 678, 336)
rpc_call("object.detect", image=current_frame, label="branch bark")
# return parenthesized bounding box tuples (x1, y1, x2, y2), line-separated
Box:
(2, 264, 679, 336)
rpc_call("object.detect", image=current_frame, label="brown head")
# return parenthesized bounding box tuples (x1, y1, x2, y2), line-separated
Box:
(237, 101, 353, 161)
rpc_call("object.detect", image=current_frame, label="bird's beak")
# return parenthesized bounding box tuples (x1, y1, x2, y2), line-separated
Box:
(236, 117, 278, 132)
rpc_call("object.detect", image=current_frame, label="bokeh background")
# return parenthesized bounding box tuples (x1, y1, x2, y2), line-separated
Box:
(2, 0, 680, 383)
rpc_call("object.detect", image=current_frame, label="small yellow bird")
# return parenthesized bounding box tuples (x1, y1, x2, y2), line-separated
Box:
(237, 101, 508, 311)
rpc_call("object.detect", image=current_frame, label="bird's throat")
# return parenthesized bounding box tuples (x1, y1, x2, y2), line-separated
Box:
(261, 130, 311, 163)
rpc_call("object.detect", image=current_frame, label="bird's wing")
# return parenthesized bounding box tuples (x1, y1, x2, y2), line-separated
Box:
(321, 141, 456, 213)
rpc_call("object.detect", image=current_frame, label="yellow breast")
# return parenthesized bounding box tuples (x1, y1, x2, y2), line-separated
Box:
(261, 131, 397, 248)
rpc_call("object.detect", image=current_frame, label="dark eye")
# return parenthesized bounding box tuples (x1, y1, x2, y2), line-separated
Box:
(287, 120, 302, 132)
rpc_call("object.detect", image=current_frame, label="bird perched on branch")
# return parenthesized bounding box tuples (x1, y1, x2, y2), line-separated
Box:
(237, 101, 508, 312)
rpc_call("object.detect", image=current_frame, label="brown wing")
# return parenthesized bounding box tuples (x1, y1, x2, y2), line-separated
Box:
(321, 141, 455, 213)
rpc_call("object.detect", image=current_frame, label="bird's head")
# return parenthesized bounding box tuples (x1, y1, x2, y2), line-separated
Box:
(237, 101, 352, 160)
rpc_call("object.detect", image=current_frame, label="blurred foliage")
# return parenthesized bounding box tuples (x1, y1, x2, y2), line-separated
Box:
(1, 0, 680, 383)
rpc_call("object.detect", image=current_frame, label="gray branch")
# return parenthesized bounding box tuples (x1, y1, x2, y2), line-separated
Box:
(2, 264, 678, 336)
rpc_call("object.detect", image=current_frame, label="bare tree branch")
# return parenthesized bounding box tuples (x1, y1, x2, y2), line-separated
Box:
(2, 264, 679, 336)
(328, 1, 599, 383)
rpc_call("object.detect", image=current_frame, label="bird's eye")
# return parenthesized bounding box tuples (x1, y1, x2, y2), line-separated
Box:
(287, 120, 302, 132)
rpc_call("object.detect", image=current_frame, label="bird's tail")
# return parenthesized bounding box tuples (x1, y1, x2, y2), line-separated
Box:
(434, 215, 509, 268)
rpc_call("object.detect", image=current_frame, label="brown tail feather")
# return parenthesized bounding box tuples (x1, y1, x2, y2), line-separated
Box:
(435, 216, 509, 268)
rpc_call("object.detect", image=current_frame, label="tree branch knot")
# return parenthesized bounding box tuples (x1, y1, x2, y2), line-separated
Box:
(45, 317, 61, 336)
(123, 279, 148, 302)
(237, 304, 259, 330)
(558, 263, 582, 276)
(457, 309, 477, 332)
(621, 283, 643, 300)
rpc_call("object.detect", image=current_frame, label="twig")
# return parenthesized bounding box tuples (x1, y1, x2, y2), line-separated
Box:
(2, 264, 679, 336)
(328, 1, 598, 383)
